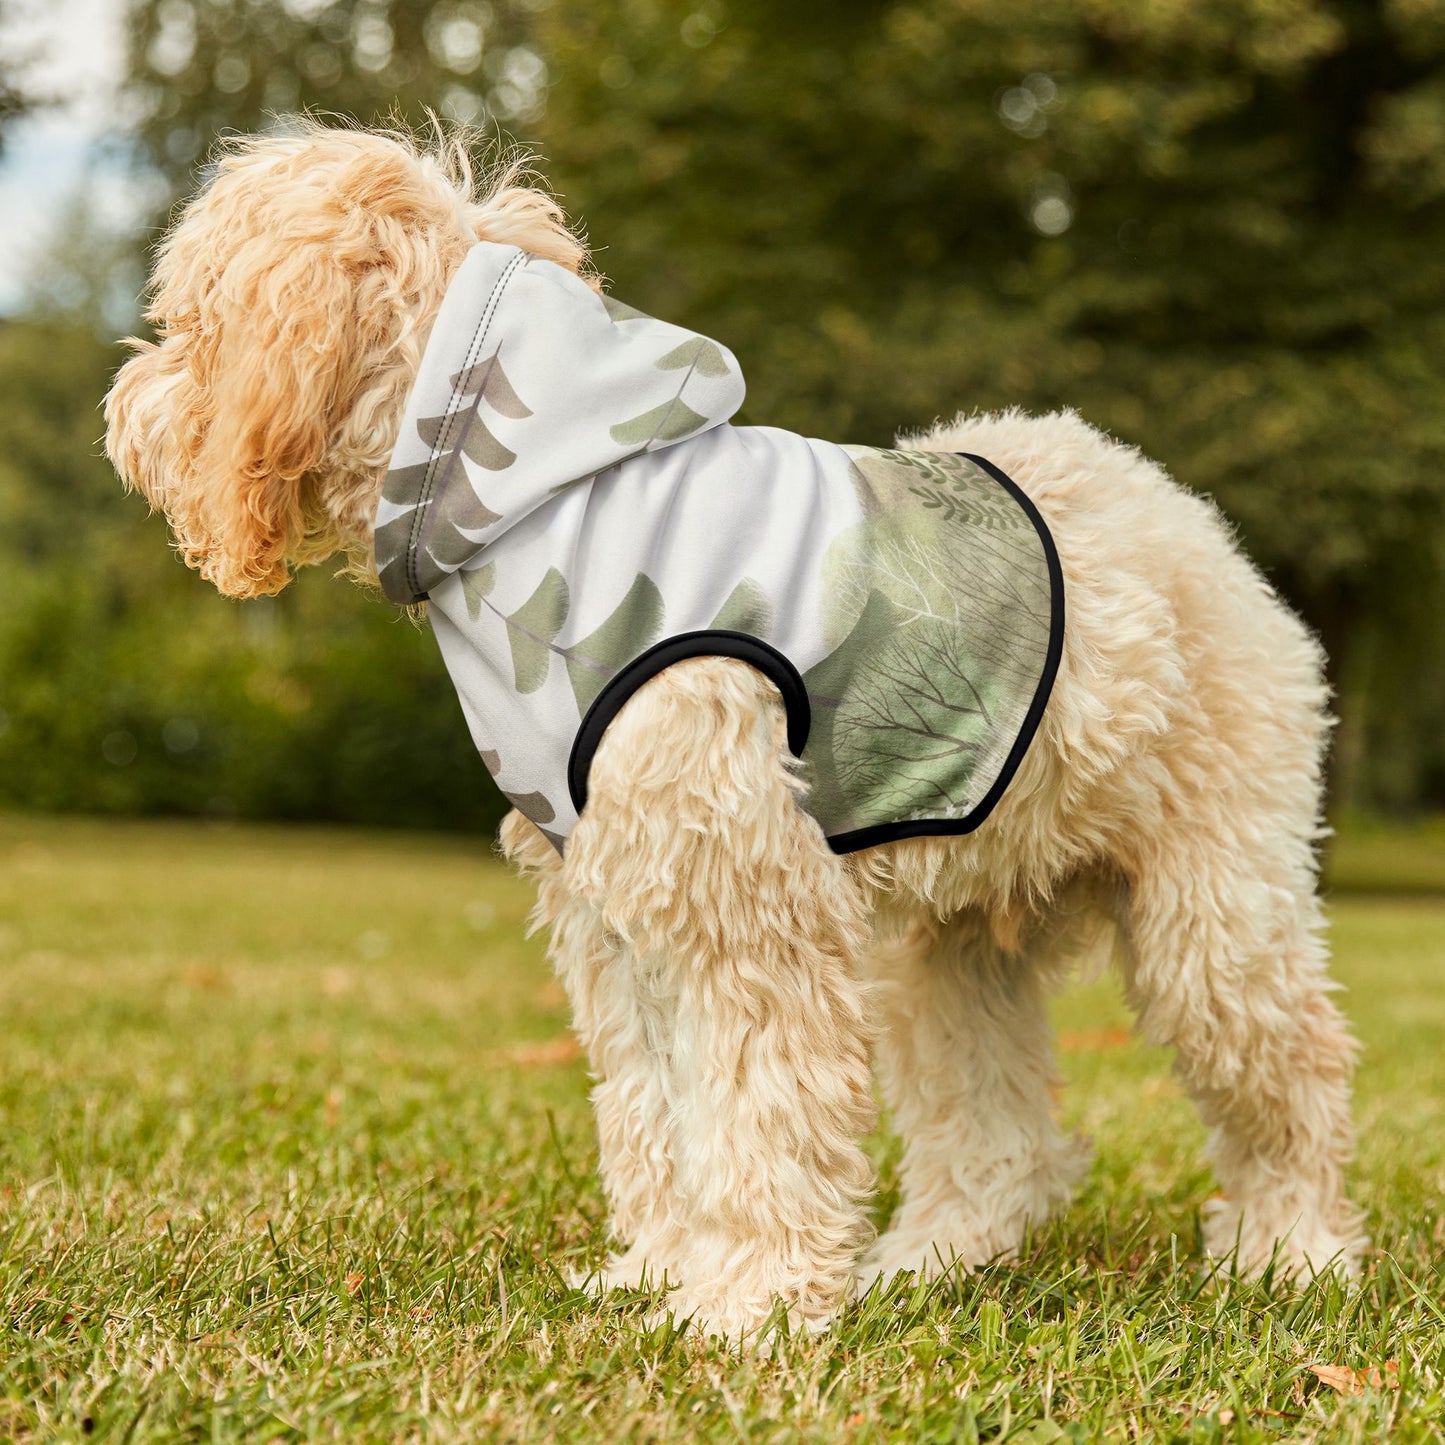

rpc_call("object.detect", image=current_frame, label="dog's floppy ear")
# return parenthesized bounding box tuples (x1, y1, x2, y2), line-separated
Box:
(106, 217, 360, 600)
(105, 132, 431, 599)
(106, 126, 594, 599)
(177, 239, 354, 598)
(106, 332, 195, 542)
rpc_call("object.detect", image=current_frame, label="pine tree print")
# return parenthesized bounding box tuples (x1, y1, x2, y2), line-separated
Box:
(377, 347, 532, 600)
(427, 484, 502, 567)
(416, 345, 532, 473)
(374, 466, 432, 602)
(419, 409, 514, 471)
(449, 354, 532, 415)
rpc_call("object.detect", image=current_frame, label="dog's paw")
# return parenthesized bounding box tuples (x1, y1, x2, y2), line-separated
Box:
(860, 1200, 1052, 1291)
(860, 1133, 1092, 1295)
(570, 1245, 674, 1296)
(856, 1233, 994, 1296)
(645, 1287, 836, 1350)
(1202, 1196, 1367, 1283)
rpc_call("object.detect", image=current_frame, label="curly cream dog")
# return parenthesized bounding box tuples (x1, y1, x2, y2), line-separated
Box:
(105, 124, 1364, 1341)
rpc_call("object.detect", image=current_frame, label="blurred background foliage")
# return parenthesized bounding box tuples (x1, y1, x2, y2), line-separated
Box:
(1, 0, 1443, 833)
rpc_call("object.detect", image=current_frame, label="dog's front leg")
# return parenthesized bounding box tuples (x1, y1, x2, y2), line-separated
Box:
(501, 809, 685, 1290)
(564, 658, 878, 1343)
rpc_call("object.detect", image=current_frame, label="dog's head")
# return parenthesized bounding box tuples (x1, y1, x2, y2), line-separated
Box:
(105, 122, 588, 598)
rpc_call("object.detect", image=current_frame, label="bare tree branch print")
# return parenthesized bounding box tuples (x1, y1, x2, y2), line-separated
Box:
(833, 619, 1003, 818)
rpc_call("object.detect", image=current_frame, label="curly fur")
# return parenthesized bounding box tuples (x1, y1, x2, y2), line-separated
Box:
(105, 124, 1365, 1343)
(105, 120, 589, 597)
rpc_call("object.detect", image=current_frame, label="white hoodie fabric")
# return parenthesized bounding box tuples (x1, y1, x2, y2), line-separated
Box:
(376, 243, 1062, 852)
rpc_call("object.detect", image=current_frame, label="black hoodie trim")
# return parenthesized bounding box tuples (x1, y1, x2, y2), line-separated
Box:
(567, 632, 812, 816)
(820, 453, 1064, 853)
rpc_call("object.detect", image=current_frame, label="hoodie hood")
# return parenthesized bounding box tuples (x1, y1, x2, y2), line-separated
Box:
(375, 243, 747, 605)
(372, 244, 1062, 858)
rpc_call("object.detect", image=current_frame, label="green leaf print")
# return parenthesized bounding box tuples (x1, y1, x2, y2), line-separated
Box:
(709, 577, 773, 636)
(609, 400, 709, 448)
(602, 295, 650, 323)
(654, 337, 731, 378)
(564, 573, 665, 714)
(801, 448, 1056, 837)
(507, 567, 571, 694)
(848, 450, 1024, 533)
(548, 464, 613, 497)
(475, 741, 558, 831)
(800, 590, 903, 833)
(460, 562, 497, 621)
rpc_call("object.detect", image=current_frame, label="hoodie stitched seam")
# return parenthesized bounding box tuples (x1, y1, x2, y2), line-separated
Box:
(405, 249, 525, 601)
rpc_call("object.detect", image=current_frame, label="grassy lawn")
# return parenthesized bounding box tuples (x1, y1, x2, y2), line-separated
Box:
(2, 813, 1443, 1443)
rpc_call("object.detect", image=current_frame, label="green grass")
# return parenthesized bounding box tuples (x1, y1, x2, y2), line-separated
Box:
(2, 813, 1443, 1443)
(1325, 813, 1445, 897)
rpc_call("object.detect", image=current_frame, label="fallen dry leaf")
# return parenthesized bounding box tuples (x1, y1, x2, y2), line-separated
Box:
(344, 1272, 365, 1296)
(505, 1037, 584, 1068)
(1057, 1027, 1133, 1052)
(1309, 1362, 1399, 1395)
(181, 962, 229, 992)
(534, 980, 567, 1009)
(320, 967, 353, 997)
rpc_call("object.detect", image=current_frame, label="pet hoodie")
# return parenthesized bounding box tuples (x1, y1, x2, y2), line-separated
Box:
(375, 242, 1063, 853)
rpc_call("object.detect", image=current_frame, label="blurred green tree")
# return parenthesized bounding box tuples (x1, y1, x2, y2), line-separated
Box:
(0, 317, 500, 830)
(0, 1, 567, 833)
(532, 0, 1445, 807)
(0, 0, 36, 151)
(6, 0, 1441, 824)
(125, 0, 544, 190)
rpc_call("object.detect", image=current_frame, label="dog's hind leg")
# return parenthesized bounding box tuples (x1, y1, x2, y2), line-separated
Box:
(563, 658, 878, 1342)
(860, 908, 1089, 1288)
(1119, 833, 1365, 1280)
